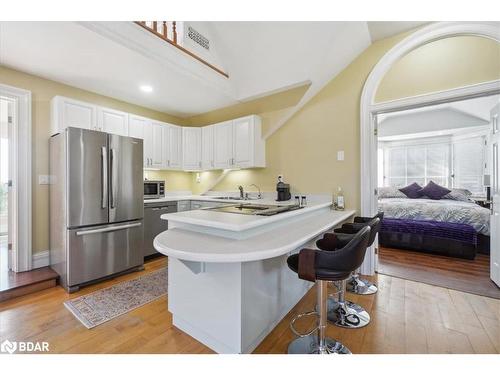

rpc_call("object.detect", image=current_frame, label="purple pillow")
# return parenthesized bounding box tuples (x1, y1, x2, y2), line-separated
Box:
(419, 181, 451, 200)
(399, 182, 423, 199)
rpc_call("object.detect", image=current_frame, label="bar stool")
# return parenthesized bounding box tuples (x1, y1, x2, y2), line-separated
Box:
(315, 216, 381, 329)
(345, 212, 383, 295)
(286, 226, 370, 354)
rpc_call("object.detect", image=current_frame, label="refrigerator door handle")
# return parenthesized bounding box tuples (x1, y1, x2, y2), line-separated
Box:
(110, 148, 116, 208)
(75, 222, 142, 236)
(101, 146, 108, 209)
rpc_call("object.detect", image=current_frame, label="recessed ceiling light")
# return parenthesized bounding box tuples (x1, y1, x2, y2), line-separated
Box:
(140, 85, 153, 93)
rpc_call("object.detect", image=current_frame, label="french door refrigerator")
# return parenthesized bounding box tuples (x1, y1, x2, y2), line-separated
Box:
(50, 127, 144, 292)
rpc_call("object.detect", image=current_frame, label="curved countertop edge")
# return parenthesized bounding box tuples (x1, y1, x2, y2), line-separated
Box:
(161, 202, 333, 232)
(154, 209, 356, 263)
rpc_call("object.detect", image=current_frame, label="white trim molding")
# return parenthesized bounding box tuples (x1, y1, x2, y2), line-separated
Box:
(359, 22, 500, 275)
(0, 83, 32, 272)
(32, 250, 49, 269)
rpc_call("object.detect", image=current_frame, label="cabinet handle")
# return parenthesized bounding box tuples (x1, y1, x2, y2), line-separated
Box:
(199, 161, 202, 168)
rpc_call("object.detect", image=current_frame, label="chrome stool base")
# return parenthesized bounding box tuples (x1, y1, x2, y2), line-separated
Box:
(327, 297, 371, 328)
(288, 335, 351, 354)
(347, 276, 378, 295)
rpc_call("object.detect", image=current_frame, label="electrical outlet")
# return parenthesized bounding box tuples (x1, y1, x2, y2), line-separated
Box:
(38, 175, 50, 185)
(337, 150, 345, 161)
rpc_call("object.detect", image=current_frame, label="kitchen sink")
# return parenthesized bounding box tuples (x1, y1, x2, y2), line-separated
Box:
(207, 203, 302, 216)
(212, 196, 259, 201)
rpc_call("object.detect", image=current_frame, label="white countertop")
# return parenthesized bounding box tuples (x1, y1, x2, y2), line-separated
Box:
(161, 200, 332, 232)
(154, 209, 355, 262)
(144, 195, 299, 205)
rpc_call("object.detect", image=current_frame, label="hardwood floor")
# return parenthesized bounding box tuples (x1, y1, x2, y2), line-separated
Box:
(0, 256, 499, 354)
(0, 241, 59, 301)
(378, 246, 500, 299)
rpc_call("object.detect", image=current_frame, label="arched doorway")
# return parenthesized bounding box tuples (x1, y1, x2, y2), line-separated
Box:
(359, 22, 500, 276)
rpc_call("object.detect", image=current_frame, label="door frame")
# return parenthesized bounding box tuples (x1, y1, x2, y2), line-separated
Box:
(359, 21, 500, 275)
(0, 83, 32, 272)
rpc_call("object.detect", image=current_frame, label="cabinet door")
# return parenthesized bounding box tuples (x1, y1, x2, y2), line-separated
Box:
(98, 107, 129, 136)
(201, 125, 214, 170)
(54, 97, 97, 133)
(150, 121, 165, 168)
(182, 127, 202, 170)
(129, 115, 150, 168)
(169, 125, 183, 169)
(233, 116, 254, 168)
(213, 121, 233, 169)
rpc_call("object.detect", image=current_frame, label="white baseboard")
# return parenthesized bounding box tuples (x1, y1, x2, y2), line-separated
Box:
(32, 250, 49, 269)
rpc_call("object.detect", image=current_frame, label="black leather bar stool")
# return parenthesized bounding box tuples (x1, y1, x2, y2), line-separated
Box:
(286, 226, 370, 354)
(336, 212, 383, 295)
(315, 216, 381, 329)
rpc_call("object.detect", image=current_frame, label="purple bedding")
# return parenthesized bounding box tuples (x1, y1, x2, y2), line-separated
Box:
(381, 218, 477, 246)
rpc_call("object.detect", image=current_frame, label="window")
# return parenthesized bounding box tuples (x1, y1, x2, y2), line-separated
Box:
(380, 135, 487, 195)
(452, 136, 486, 195)
(381, 140, 450, 188)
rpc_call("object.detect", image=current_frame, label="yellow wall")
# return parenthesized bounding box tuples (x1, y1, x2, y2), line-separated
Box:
(0, 66, 190, 254)
(3, 31, 500, 256)
(191, 34, 500, 205)
(376, 36, 500, 102)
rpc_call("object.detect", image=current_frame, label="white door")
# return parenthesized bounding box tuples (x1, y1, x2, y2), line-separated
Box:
(490, 103, 500, 287)
(201, 125, 214, 170)
(213, 121, 233, 169)
(182, 127, 202, 170)
(98, 107, 129, 136)
(150, 122, 165, 168)
(169, 125, 182, 169)
(233, 116, 254, 168)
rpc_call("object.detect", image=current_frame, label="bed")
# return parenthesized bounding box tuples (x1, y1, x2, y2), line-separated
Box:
(377, 194, 491, 259)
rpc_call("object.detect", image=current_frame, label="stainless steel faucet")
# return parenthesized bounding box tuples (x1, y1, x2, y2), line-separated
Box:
(238, 185, 244, 199)
(250, 184, 262, 199)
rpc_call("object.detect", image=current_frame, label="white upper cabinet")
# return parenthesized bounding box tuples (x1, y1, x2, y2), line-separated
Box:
(51, 96, 264, 171)
(201, 125, 215, 170)
(51, 96, 97, 134)
(182, 127, 202, 170)
(149, 121, 166, 169)
(128, 115, 147, 139)
(213, 116, 265, 170)
(98, 107, 129, 136)
(162, 124, 183, 170)
(168, 125, 183, 169)
(213, 121, 234, 169)
(129, 115, 149, 168)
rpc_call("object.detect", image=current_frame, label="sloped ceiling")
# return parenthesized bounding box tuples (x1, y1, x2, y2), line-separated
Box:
(0, 21, 428, 118)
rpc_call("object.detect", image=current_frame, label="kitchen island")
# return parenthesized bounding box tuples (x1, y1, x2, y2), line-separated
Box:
(154, 199, 355, 353)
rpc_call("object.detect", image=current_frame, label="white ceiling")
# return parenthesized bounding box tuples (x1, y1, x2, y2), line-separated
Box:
(0, 21, 430, 118)
(379, 95, 499, 139)
(367, 21, 429, 42)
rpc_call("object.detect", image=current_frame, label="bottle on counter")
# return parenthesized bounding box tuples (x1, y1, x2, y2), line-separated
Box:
(336, 187, 345, 210)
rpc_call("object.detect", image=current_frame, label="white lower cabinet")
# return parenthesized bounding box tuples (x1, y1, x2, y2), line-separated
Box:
(182, 127, 202, 170)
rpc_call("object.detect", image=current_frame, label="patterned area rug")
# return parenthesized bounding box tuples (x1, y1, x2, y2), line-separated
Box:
(64, 268, 168, 329)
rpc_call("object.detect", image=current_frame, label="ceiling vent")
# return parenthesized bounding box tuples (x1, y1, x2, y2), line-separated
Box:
(187, 26, 210, 51)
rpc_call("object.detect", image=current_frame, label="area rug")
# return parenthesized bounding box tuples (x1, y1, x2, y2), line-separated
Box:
(64, 268, 168, 329)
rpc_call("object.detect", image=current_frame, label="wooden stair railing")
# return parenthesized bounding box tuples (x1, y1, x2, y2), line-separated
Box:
(134, 21, 228, 78)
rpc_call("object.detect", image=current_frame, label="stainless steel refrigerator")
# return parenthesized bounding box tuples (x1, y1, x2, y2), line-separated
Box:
(50, 127, 144, 292)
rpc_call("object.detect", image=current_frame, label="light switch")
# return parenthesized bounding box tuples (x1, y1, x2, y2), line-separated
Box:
(337, 150, 345, 161)
(39, 175, 50, 185)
